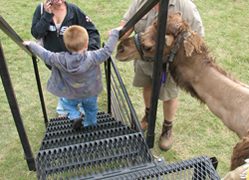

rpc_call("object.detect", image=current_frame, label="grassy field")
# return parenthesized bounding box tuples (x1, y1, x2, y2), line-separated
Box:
(0, 0, 248, 179)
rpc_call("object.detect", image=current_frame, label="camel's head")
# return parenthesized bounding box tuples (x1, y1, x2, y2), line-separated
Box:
(115, 12, 188, 62)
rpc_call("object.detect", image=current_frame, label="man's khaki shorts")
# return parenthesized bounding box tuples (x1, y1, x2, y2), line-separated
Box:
(132, 60, 180, 101)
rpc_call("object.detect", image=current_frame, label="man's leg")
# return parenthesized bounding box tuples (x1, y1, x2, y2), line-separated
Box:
(143, 86, 152, 108)
(139, 86, 152, 131)
(132, 60, 153, 131)
(159, 97, 178, 151)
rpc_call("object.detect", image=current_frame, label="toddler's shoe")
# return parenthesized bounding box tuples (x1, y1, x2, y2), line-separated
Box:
(72, 118, 83, 129)
(80, 112, 85, 117)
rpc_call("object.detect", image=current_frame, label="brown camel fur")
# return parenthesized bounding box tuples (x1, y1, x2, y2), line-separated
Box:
(115, 13, 249, 170)
(230, 130, 249, 171)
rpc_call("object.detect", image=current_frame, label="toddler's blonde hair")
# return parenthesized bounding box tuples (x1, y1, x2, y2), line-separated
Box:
(63, 25, 89, 52)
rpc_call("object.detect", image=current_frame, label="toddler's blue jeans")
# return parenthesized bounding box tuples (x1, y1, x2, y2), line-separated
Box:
(60, 95, 98, 127)
(56, 97, 85, 115)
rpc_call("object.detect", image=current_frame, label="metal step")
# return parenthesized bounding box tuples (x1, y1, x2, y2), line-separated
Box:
(36, 133, 155, 179)
(40, 126, 136, 150)
(99, 155, 221, 180)
(45, 112, 114, 133)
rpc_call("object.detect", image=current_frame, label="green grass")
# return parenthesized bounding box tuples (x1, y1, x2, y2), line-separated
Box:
(0, 0, 249, 179)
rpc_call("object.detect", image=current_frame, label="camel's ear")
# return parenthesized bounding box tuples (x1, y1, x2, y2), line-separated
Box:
(165, 35, 174, 46)
(246, 129, 249, 137)
(174, 12, 182, 18)
(184, 32, 203, 57)
(168, 12, 182, 35)
(153, 19, 158, 29)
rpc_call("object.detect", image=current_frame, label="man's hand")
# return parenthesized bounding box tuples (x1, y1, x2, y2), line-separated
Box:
(114, 27, 123, 31)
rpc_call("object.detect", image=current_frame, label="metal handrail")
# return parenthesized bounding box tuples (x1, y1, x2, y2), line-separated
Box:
(119, 0, 159, 38)
(0, 15, 48, 126)
(0, 15, 36, 58)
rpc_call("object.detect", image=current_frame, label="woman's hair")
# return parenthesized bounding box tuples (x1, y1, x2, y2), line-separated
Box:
(63, 25, 89, 52)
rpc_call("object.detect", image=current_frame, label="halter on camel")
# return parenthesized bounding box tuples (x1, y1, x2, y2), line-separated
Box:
(134, 31, 190, 85)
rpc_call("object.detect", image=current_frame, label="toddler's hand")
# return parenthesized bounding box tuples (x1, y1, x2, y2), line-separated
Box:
(22, 41, 32, 46)
(107, 26, 123, 38)
(107, 29, 113, 39)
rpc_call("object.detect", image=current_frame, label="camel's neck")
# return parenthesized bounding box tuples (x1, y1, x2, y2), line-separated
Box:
(170, 49, 249, 138)
(189, 66, 248, 110)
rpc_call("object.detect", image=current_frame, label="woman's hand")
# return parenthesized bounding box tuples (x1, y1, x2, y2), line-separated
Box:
(44, 0, 53, 14)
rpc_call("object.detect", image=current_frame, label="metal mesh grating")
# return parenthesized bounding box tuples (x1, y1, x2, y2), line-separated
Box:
(36, 132, 154, 180)
(39, 126, 136, 150)
(43, 120, 123, 140)
(39, 111, 130, 150)
(46, 113, 115, 133)
(100, 155, 220, 180)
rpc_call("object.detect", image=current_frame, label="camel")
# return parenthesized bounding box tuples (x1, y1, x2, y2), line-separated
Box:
(115, 13, 249, 170)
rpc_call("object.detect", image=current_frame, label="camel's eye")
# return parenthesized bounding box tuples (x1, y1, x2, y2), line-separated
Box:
(142, 45, 152, 52)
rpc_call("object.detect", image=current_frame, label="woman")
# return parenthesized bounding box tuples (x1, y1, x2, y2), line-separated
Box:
(31, 0, 101, 117)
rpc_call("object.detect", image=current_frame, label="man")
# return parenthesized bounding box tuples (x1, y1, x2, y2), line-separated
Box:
(108, 0, 204, 151)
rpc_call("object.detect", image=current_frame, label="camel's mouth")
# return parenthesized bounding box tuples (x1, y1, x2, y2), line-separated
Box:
(115, 53, 134, 62)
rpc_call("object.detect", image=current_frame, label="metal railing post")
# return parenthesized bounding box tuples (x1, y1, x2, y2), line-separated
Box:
(146, 0, 169, 148)
(0, 41, 36, 171)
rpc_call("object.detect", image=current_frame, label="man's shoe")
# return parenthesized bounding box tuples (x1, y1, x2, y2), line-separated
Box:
(159, 121, 173, 151)
(72, 118, 83, 129)
(139, 108, 150, 131)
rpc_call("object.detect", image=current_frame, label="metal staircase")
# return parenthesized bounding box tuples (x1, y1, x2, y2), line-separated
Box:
(35, 111, 220, 180)
(0, 0, 221, 178)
